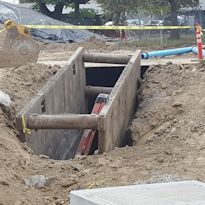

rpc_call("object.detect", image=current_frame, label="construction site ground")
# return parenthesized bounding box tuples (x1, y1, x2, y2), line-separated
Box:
(1, 23, 205, 204)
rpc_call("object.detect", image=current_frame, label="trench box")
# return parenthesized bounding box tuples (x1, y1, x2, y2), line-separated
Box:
(16, 47, 141, 159)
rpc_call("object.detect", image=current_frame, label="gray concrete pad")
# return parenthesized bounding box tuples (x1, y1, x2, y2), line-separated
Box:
(70, 181, 205, 205)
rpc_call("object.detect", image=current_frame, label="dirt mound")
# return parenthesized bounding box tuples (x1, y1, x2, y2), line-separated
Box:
(39, 37, 117, 54)
(0, 63, 60, 112)
(130, 63, 205, 182)
(0, 63, 61, 135)
(1, 61, 205, 204)
(131, 63, 205, 145)
(0, 62, 62, 204)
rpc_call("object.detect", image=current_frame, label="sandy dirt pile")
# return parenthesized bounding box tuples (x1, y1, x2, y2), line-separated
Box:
(0, 63, 60, 112)
(1, 62, 205, 205)
(131, 63, 205, 180)
(0, 63, 61, 133)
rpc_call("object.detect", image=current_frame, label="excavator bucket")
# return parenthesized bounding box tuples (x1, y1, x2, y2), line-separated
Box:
(0, 20, 40, 68)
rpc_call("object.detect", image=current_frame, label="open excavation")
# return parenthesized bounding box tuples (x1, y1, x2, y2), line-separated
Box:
(1, 1, 205, 204)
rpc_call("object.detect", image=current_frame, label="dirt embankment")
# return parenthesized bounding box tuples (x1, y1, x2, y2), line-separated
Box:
(0, 63, 60, 112)
(131, 63, 205, 181)
(1, 62, 205, 204)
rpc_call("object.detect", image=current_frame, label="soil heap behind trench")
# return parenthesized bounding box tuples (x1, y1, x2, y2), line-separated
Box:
(1, 62, 205, 204)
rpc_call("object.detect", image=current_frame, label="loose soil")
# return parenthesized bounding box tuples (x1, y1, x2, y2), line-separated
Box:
(1, 60, 205, 204)
(0, 63, 60, 113)
(1, 22, 205, 205)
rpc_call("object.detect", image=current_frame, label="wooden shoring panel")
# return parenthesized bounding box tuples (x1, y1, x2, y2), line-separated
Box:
(16, 47, 86, 159)
(98, 50, 141, 153)
(27, 114, 98, 130)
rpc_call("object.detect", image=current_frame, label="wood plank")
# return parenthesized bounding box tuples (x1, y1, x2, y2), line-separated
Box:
(16, 47, 87, 159)
(27, 114, 98, 129)
(98, 50, 141, 153)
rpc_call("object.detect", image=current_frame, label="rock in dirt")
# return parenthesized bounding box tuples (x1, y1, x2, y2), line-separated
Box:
(39, 154, 50, 159)
(0, 90, 11, 108)
(172, 102, 183, 107)
(22, 143, 33, 155)
(23, 175, 56, 189)
(61, 178, 78, 188)
(0, 179, 9, 186)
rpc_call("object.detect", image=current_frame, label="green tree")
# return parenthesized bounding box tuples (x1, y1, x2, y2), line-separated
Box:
(97, 0, 133, 25)
(19, 0, 89, 20)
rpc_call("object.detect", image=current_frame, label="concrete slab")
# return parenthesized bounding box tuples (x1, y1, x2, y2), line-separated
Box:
(70, 181, 205, 205)
(38, 58, 199, 67)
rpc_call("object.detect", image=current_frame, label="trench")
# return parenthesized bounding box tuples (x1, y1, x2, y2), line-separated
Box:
(16, 50, 142, 160)
(87, 61, 147, 157)
(85, 67, 124, 155)
(18, 66, 145, 160)
(86, 67, 124, 112)
(83, 65, 147, 156)
(141, 65, 149, 78)
(18, 66, 127, 160)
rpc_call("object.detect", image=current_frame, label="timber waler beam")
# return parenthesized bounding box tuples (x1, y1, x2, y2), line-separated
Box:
(26, 114, 99, 130)
(22, 93, 110, 131)
(21, 94, 109, 156)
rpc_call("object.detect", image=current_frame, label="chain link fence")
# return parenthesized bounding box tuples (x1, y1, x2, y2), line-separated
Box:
(98, 27, 200, 50)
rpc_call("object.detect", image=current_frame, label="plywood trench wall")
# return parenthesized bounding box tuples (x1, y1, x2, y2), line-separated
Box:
(16, 48, 141, 159)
